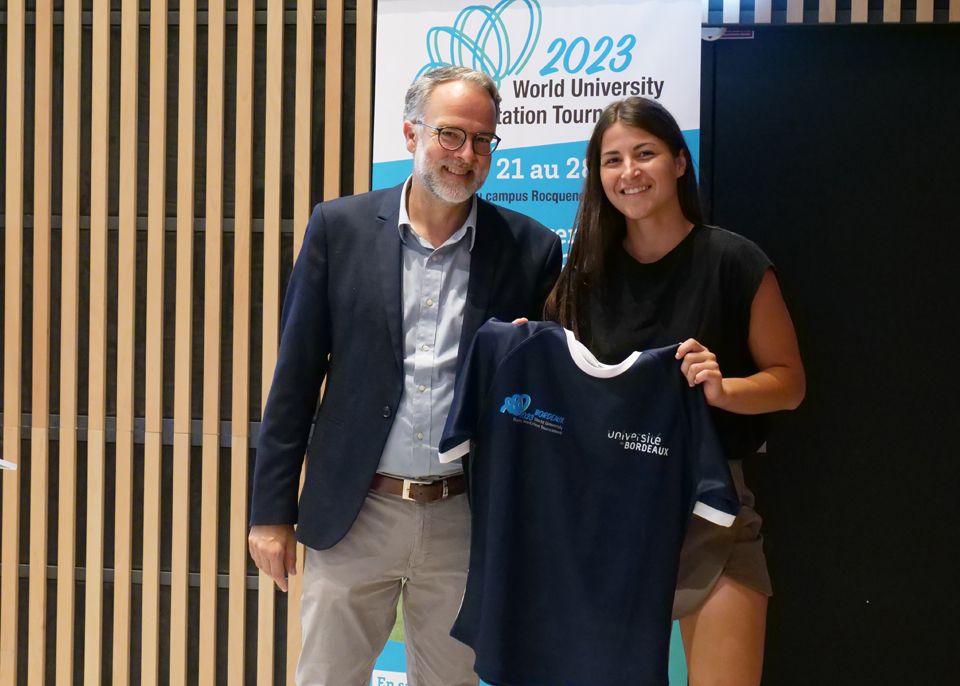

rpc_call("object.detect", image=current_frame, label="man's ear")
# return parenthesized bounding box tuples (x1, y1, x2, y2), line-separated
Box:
(403, 120, 417, 154)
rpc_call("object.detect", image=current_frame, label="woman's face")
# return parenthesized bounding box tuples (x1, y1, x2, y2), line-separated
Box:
(597, 122, 686, 226)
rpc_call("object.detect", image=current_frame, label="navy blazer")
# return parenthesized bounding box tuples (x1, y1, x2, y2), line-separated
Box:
(251, 183, 562, 550)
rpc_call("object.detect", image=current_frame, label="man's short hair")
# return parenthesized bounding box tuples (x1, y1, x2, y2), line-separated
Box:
(403, 67, 501, 122)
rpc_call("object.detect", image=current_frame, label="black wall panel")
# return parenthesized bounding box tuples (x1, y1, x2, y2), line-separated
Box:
(703, 24, 960, 684)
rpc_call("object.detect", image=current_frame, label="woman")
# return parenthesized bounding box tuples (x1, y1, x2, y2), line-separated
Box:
(544, 97, 805, 685)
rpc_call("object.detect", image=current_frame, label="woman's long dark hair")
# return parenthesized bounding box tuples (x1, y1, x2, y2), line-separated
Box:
(543, 97, 703, 337)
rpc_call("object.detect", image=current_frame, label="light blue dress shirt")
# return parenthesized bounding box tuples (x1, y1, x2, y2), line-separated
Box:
(377, 177, 476, 479)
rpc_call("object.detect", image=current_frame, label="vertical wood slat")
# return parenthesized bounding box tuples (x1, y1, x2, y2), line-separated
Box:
(170, 2, 197, 685)
(722, 0, 740, 24)
(916, 0, 934, 22)
(55, 2, 83, 683)
(199, 1, 226, 684)
(27, 1, 54, 683)
(295, 0, 315, 247)
(324, 0, 344, 201)
(84, 2, 112, 682)
(786, 0, 804, 23)
(258, 0, 285, 680)
(142, 3, 169, 685)
(354, 0, 375, 194)
(0, 1, 25, 681)
(287, 1, 315, 679)
(883, 0, 901, 22)
(819, 0, 837, 23)
(852, 0, 869, 22)
(753, 0, 772, 24)
(952, 0, 960, 22)
(112, 0, 140, 684)
(229, 1, 256, 682)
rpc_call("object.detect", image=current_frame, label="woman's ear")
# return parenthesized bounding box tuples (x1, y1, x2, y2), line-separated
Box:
(675, 151, 688, 178)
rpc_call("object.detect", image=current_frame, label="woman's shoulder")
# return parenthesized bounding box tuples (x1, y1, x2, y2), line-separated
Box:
(695, 224, 772, 271)
(695, 224, 763, 251)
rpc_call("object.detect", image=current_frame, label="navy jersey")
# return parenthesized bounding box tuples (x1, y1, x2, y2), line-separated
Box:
(439, 319, 739, 686)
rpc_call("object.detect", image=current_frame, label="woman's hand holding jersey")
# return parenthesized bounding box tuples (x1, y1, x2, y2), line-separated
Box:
(676, 269, 805, 415)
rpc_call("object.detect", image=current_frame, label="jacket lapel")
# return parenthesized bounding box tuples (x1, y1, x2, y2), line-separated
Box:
(376, 186, 405, 372)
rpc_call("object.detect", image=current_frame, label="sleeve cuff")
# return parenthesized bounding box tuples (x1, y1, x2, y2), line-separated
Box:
(438, 440, 470, 464)
(0, 458, 17, 471)
(692, 501, 737, 528)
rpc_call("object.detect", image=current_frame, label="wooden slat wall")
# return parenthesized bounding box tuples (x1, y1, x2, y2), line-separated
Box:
(700, 0, 960, 22)
(2, 3, 958, 684)
(171, 2, 197, 685)
(324, 0, 344, 201)
(27, 1, 54, 683)
(142, 2, 169, 684)
(852, 0, 870, 22)
(884, 0, 902, 22)
(787, 0, 804, 23)
(229, 0, 255, 682)
(83, 1, 112, 682)
(355, 0, 375, 194)
(1, 1, 25, 679)
(200, 2, 226, 685)
(820, 0, 838, 24)
(113, 1, 140, 684)
(56, 2, 82, 683)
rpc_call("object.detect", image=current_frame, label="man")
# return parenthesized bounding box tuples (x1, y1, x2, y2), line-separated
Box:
(248, 66, 561, 685)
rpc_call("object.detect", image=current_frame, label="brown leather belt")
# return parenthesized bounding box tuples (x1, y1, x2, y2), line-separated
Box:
(370, 473, 465, 503)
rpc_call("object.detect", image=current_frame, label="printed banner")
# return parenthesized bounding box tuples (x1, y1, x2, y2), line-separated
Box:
(372, 0, 702, 257)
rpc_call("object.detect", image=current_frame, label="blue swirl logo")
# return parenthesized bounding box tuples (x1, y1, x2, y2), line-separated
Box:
(416, 0, 543, 87)
(500, 393, 532, 417)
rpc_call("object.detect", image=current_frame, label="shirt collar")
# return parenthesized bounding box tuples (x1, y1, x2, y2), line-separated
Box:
(397, 175, 477, 252)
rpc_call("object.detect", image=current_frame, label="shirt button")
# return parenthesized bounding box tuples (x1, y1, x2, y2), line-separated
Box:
(430, 255, 439, 262)
(425, 298, 434, 307)
(416, 432, 424, 441)
(418, 384, 426, 392)
(382, 406, 392, 418)
(420, 344, 429, 352)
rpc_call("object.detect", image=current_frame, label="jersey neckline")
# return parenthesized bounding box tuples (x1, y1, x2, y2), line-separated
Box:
(563, 328, 641, 378)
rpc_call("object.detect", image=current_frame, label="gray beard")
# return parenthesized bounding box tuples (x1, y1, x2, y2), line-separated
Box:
(415, 162, 481, 205)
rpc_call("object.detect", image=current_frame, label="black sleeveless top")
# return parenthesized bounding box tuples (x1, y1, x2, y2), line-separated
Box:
(581, 224, 773, 461)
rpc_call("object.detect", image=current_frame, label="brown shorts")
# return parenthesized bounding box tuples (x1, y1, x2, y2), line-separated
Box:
(672, 460, 773, 619)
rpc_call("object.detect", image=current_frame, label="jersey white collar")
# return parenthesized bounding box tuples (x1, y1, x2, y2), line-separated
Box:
(563, 329, 641, 378)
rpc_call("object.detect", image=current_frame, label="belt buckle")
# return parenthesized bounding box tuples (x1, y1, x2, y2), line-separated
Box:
(401, 478, 433, 502)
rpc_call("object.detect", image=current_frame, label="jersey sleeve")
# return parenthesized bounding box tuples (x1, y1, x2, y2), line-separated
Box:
(439, 319, 533, 463)
(684, 383, 741, 527)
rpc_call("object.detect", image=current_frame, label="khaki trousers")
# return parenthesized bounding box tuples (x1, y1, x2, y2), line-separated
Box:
(297, 490, 477, 686)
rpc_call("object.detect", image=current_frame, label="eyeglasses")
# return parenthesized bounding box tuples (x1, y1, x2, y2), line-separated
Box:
(415, 121, 501, 155)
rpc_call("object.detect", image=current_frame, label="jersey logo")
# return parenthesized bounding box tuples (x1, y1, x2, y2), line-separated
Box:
(608, 430, 671, 456)
(499, 393, 566, 436)
(500, 393, 532, 417)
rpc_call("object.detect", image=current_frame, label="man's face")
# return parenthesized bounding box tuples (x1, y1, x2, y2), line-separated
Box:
(404, 80, 498, 205)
